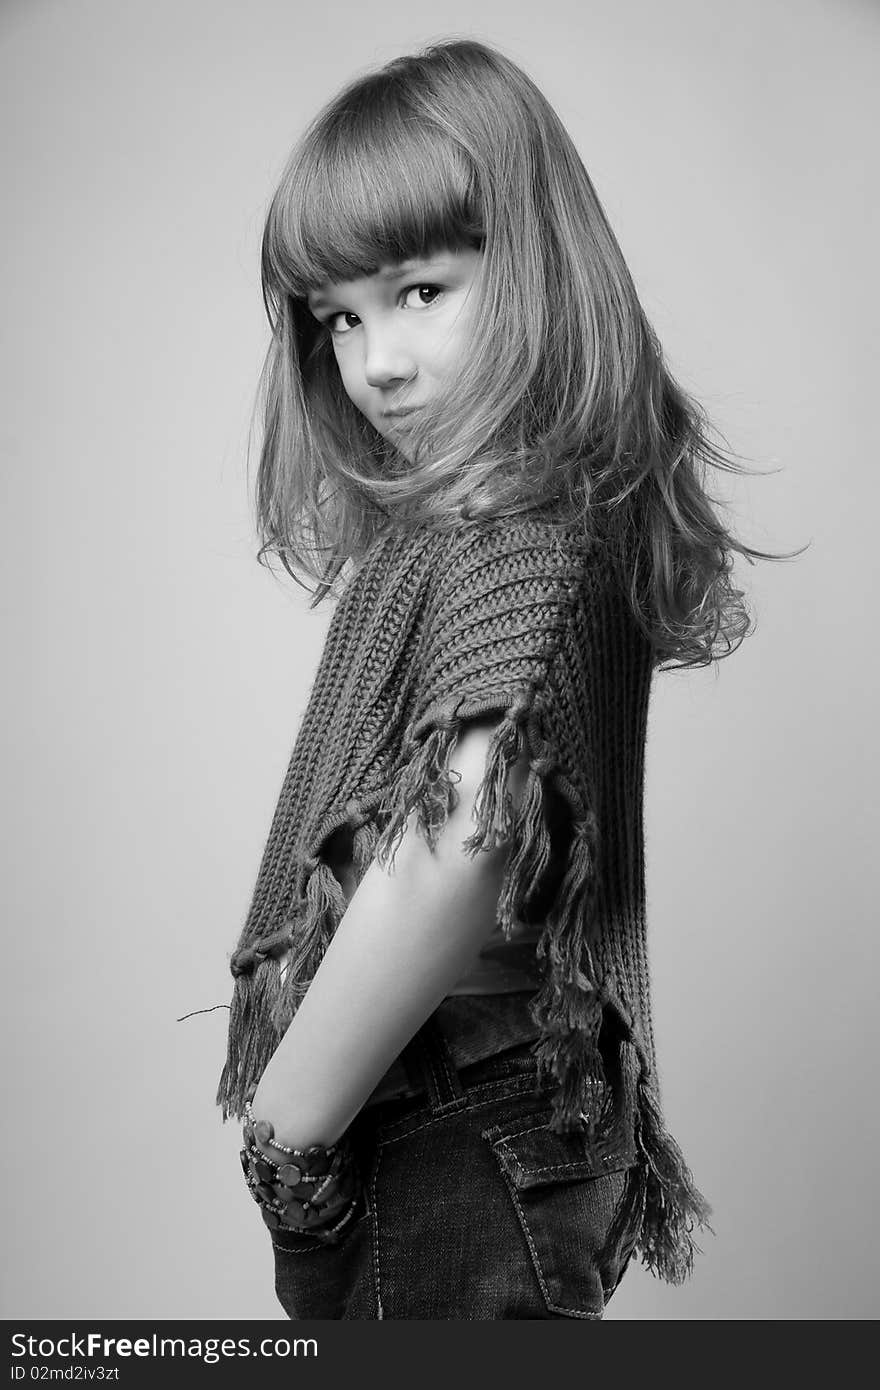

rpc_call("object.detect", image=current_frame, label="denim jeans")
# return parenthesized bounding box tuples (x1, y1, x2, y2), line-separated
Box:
(269, 996, 642, 1320)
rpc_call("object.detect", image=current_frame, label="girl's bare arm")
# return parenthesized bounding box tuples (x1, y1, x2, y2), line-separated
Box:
(248, 718, 527, 1149)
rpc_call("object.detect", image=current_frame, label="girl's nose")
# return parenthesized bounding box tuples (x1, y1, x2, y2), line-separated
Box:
(362, 327, 416, 389)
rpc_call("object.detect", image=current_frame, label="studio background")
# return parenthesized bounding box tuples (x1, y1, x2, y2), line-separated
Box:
(2, 0, 877, 1320)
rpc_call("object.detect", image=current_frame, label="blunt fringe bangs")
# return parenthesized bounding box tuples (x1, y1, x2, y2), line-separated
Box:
(251, 38, 799, 671)
(267, 78, 483, 294)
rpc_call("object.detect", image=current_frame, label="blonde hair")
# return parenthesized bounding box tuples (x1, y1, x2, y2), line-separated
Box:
(252, 38, 794, 668)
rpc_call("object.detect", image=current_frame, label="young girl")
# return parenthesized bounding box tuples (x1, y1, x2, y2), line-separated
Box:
(219, 38, 767, 1321)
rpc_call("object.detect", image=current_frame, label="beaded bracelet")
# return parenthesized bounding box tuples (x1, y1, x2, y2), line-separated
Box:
(239, 1101, 361, 1244)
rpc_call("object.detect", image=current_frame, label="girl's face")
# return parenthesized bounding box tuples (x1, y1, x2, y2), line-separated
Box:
(307, 247, 482, 461)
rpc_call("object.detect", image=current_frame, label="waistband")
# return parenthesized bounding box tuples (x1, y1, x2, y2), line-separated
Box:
(363, 990, 540, 1108)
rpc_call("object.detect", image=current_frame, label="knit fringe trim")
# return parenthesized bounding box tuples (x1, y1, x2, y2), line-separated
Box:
(372, 697, 712, 1283)
(215, 954, 284, 1122)
(215, 856, 349, 1121)
(631, 1058, 714, 1283)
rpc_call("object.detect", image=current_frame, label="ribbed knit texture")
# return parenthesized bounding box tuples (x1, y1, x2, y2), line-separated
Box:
(217, 516, 711, 1282)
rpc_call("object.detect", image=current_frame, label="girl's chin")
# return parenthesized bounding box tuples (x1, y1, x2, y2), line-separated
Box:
(378, 430, 416, 464)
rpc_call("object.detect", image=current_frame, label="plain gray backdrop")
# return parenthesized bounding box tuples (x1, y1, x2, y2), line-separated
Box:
(2, 0, 877, 1319)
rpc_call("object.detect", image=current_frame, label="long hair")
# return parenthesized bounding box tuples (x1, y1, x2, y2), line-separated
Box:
(252, 37, 797, 669)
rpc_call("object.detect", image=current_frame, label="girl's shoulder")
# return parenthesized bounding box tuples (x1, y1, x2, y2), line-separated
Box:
(428, 512, 614, 598)
(339, 511, 617, 629)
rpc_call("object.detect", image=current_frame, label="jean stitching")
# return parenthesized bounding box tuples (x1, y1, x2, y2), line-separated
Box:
(270, 1210, 370, 1255)
(432, 1097, 469, 1117)
(426, 1040, 466, 1113)
(426, 1053, 469, 1116)
(499, 1151, 628, 1177)
(376, 1077, 549, 1147)
(490, 1117, 636, 1177)
(415, 1033, 443, 1111)
(371, 1147, 383, 1319)
(503, 1176, 603, 1320)
(493, 1120, 599, 1176)
(435, 1036, 464, 1101)
(425, 1047, 447, 1109)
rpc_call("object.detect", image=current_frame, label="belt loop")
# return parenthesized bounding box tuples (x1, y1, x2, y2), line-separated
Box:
(399, 1012, 465, 1115)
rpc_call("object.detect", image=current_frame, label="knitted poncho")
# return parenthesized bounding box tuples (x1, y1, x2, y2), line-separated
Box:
(218, 515, 711, 1282)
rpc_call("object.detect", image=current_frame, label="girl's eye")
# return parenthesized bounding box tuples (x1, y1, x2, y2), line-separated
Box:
(403, 284, 442, 309)
(327, 311, 361, 336)
(323, 284, 442, 334)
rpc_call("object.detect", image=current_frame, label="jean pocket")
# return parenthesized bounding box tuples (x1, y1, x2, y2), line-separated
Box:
(482, 1106, 641, 1318)
(270, 1186, 372, 1320)
(269, 1178, 369, 1255)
